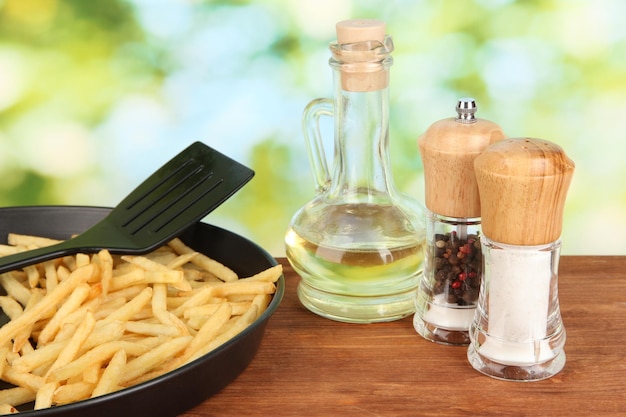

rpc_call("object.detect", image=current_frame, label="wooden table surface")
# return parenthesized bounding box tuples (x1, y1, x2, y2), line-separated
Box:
(182, 256, 626, 417)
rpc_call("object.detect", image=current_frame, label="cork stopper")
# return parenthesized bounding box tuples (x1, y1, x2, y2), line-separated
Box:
(418, 99, 506, 218)
(336, 19, 386, 44)
(333, 19, 390, 92)
(474, 138, 575, 245)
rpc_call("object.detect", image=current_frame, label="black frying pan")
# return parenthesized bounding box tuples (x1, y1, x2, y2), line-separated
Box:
(0, 206, 284, 417)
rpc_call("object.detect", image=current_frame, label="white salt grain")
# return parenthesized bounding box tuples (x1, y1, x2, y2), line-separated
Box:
(478, 244, 558, 365)
(422, 293, 475, 331)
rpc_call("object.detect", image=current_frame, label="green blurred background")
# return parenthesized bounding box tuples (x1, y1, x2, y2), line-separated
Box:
(0, 0, 624, 256)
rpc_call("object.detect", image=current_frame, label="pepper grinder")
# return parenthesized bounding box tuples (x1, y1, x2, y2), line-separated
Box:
(467, 138, 575, 381)
(413, 98, 506, 345)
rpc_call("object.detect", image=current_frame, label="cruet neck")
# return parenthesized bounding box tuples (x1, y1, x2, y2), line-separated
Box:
(327, 76, 396, 200)
(328, 35, 394, 92)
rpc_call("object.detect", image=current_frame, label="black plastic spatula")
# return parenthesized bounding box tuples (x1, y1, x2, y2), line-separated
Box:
(0, 141, 254, 274)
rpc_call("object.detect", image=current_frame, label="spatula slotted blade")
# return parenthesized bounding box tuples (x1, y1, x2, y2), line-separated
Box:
(0, 142, 254, 274)
(106, 141, 254, 249)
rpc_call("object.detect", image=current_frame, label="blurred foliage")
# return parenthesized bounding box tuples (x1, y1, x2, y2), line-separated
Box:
(0, 0, 624, 255)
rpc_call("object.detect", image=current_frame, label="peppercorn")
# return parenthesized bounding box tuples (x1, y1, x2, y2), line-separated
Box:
(428, 230, 483, 306)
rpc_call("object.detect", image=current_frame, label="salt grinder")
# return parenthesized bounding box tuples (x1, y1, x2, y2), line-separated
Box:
(413, 98, 506, 345)
(467, 138, 575, 381)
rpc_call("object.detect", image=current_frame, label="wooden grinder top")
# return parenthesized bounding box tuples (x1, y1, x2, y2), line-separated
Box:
(418, 99, 506, 218)
(474, 138, 575, 245)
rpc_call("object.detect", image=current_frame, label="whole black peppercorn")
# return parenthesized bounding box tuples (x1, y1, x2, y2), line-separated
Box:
(429, 231, 483, 306)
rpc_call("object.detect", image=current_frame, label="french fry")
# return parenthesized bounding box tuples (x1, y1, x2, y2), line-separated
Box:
(0, 387, 35, 409)
(43, 261, 59, 292)
(188, 305, 258, 363)
(83, 363, 102, 385)
(12, 342, 64, 374)
(56, 264, 71, 282)
(13, 290, 44, 352)
(183, 301, 251, 320)
(119, 336, 192, 385)
(100, 287, 152, 323)
(168, 238, 238, 282)
(0, 403, 18, 414)
(0, 347, 10, 377)
(151, 283, 189, 335)
(120, 255, 170, 273)
(181, 302, 231, 362)
(166, 252, 198, 270)
(95, 250, 113, 296)
(109, 268, 145, 292)
(24, 265, 40, 289)
(92, 299, 126, 321)
(37, 283, 91, 345)
(0, 274, 31, 307)
(172, 285, 215, 316)
(207, 280, 276, 298)
(91, 349, 126, 398)
(0, 245, 19, 256)
(7, 234, 59, 248)
(2, 365, 45, 392)
(53, 313, 86, 343)
(75, 253, 90, 269)
(53, 381, 95, 405)
(47, 341, 151, 383)
(121, 256, 190, 291)
(34, 381, 57, 410)
(0, 297, 22, 320)
(61, 255, 77, 272)
(251, 293, 273, 319)
(241, 264, 283, 283)
(140, 270, 189, 290)
(127, 335, 169, 350)
(5, 351, 19, 365)
(102, 284, 145, 304)
(124, 321, 180, 337)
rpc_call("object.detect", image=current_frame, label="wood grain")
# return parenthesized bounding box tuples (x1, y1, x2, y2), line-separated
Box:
(181, 256, 626, 417)
(474, 138, 575, 245)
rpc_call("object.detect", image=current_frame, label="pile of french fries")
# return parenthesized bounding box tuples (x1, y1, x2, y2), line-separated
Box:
(0, 233, 282, 413)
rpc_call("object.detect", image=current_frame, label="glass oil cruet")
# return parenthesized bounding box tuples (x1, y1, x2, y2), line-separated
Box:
(413, 98, 506, 345)
(284, 19, 426, 323)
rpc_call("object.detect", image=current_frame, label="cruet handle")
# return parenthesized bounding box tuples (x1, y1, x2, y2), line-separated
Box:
(302, 98, 333, 193)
